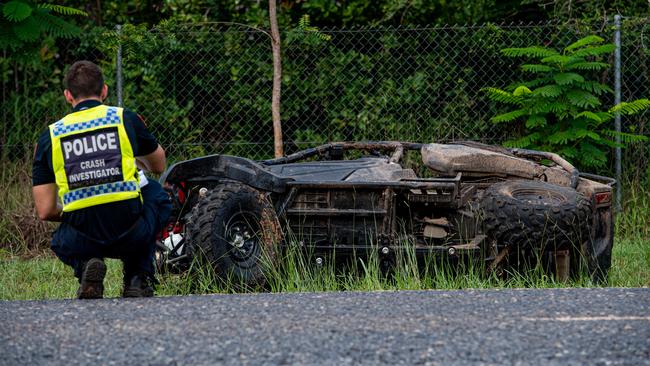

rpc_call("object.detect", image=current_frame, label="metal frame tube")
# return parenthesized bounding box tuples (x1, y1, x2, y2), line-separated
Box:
(116, 24, 123, 107)
(614, 14, 622, 211)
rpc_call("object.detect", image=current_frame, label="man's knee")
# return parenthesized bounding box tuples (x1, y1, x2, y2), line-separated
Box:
(142, 181, 171, 209)
(51, 224, 93, 278)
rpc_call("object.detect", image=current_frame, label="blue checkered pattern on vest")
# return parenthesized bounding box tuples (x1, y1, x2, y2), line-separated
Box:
(52, 107, 120, 137)
(63, 181, 139, 205)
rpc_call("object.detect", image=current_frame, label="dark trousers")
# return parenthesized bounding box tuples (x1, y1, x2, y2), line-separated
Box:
(51, 180, 172, 281)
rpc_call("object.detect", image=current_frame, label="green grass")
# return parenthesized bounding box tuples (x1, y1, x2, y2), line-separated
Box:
(1, 160, 648, 300)
(609, 182, 650, 287)
(609, 237, 650, 287)
(1, 227, 646, 300)
(0, 257, 122, 300)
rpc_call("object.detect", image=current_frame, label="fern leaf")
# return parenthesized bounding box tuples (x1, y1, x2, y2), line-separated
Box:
(530, 100, 568, 114)
(599, 139, 620, 148)
(602, 130, 649, 143)
(587, 131, 602, 141)
(541, 55, 580, 66)
(564, 35, 604, 51)
(532, 84, 563, 98)
(503, 133, 541, 148)
(566, 89, 600, 108)
(565, 61, 609, 71)
(299, 14, 310, 28)
(513, 85, 532, 96)
(38, 4, 88, 17)
(578, 141, 607, 168)
(31, 10, 80, 39)
(38, 4, 87, 17)
(610, 99, 650, 115)
(3, 1, 32, 22)
(491, 109, 527, 123)
(13, 17, 40, 41)
(525, 115, 546, 128)
(571, 44, 615, 57)
(576, 111, 602, 122)
(568, 128, 601, 141)
(553, 72, 584, 85)
(501, 46, 558, 58)
(577, 81, 612, 95)
(558, 146, 578, 158)
(548, 130, 575, 144)
(520, 64, 553, 73)
(481, 87, 523, 105)
(516, 77, 553, 88)
(595, 112, 612, 123)
(548, 101, 569, 113)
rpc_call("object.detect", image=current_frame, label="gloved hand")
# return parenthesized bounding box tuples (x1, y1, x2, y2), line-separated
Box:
(138, 170, 149, 188)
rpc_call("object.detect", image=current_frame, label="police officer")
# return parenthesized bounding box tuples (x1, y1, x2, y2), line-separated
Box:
(32, 60, 171, 299)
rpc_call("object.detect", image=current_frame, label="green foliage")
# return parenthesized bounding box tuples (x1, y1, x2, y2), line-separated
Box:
(298, 14, 332, 41)
(521, 64, 553, 73)
(484, 35, 649, 169)
(610, 99, 650, 115)
(564, 35, 604, 51)
(37, 4, 87, 16)
(482, 87, 523, 105)
(0, 1, 86, 53)
(285, 14, 332, 46)
(501, 46, 558, 58)
(3, 1, 32, 22)
(0, 1, 88, 162)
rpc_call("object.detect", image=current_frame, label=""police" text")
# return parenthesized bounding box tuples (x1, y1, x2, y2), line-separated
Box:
(62, 132, 118, 159)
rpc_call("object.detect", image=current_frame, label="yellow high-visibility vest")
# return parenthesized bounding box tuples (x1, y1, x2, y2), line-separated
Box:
(49, 105, 140, 212)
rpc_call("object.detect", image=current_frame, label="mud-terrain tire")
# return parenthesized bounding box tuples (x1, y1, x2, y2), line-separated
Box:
(481, 180, 592, 251)
(185, 183, 282, 288)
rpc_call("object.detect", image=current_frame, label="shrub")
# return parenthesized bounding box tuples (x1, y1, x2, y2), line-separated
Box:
(483, 35, 649, 168)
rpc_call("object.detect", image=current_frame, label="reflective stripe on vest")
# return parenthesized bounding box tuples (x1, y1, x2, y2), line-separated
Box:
(49, 105, 140, 212)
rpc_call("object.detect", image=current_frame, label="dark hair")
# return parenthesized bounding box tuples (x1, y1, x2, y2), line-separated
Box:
(63, 61, 104, 98)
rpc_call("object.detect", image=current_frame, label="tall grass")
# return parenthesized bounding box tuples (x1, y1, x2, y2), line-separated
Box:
(617, 182, 650, 239)
(610, 183, 650, 287)
(153, 235, 597, 299)
(0, 163, 647, 300)
(0, 162, 53, 256)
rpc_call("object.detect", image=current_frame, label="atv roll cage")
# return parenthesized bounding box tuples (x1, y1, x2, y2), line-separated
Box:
(157, 140, 616, 285)
(261, 141, 585, 187)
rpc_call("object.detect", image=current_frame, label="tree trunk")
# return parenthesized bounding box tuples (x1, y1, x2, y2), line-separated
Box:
(269, 0, 283, 158)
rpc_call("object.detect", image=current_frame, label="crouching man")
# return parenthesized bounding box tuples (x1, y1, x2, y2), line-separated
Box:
(32, 61, 171, 299)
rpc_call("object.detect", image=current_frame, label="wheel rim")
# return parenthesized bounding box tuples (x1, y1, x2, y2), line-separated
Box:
(223, 211, 261, 262)
(511, 188, 567, 205)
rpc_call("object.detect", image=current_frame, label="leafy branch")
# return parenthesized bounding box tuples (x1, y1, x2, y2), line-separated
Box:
(0, 1, 86, 56)
(483, 35, 649, 168)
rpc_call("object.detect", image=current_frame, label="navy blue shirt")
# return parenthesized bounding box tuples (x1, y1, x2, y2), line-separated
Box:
(33, 100, 159, 240)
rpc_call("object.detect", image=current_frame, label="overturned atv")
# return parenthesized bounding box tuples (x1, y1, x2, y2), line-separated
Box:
(157, 141, 615, 286)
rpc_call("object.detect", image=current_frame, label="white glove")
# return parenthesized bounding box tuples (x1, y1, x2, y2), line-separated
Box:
(138, 170, 149, 188)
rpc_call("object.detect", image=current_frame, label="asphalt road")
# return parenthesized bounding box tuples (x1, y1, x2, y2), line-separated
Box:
(1, 288, 648, 365)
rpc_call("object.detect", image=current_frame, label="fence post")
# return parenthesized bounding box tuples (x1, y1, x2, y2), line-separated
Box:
(115, 24, 123, 107)
(614, 14, 622, 212)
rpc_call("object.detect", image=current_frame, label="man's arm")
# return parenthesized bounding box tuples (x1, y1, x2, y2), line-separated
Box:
(126, 111, 166, 174)
(33, 183, 62, 222)
(136, 144, 166, 174)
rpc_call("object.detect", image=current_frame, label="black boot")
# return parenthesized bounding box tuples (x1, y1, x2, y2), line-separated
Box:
(123, 274, 155, 298)
(77, 258, 106, 299)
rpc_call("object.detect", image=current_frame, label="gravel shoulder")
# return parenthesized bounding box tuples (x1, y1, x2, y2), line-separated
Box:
(1, 288, 649, 365)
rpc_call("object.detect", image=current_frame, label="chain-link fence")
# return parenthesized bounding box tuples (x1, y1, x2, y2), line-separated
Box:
(2, 19, 649, 183)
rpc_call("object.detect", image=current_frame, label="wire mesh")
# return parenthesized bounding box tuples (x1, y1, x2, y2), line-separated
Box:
(1, 20, 648, 180)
